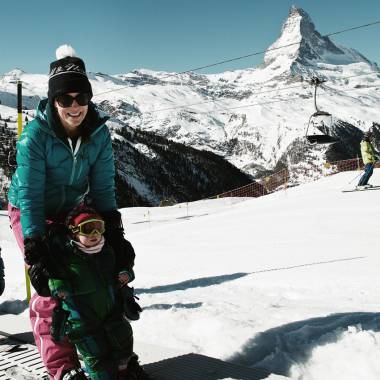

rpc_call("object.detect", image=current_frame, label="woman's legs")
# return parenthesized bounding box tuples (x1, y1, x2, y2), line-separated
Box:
(8, 204, 81, 380)
(30, 294, 81, 379)
(358, 163, 374, 186)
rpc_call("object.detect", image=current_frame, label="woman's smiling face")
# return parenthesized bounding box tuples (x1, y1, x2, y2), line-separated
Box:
(54, 92, 88, 134)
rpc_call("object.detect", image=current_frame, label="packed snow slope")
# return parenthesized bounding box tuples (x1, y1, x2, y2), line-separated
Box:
(1, 170, 380, 379)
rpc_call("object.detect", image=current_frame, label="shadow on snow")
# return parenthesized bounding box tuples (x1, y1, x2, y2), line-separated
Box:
(143, 302, 203, 311)
(0, 299, 28, 315)
(136, 272, 249, 295)
(228, 312, 380, 376)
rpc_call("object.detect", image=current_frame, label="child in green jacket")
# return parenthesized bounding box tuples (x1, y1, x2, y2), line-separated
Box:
(47, 205, 148, 380)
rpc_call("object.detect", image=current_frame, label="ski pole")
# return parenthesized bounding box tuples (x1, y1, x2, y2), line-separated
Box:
(348, 171, 363, 184)
(349, 160, 377, 185)
(16, 80, 31, 303)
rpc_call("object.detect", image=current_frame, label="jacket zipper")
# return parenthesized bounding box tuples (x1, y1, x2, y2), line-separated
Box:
(53, 137, 83, 213)
(67, 137, 82, 186)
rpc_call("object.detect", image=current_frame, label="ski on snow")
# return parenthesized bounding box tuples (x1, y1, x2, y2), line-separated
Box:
(342, 185, 380, 193)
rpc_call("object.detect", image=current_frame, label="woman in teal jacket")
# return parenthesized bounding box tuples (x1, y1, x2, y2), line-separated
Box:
(7, 46, 137, 380)
(8, 96, 116, 237)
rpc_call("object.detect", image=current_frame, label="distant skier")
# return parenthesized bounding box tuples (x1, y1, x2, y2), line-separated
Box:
(7, 45, 145, 380)
(357, 129, 378, 189)
(46, 204, 148, 380)
(0, 248, 4, 296)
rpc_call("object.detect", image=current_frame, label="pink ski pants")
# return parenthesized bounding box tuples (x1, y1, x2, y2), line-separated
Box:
(8, 204, 81, 380)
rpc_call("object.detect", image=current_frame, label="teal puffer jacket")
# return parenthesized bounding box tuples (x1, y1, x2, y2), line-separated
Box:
(8, 99, 117, 237)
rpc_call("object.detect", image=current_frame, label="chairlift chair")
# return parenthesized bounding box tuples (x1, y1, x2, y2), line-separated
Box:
(305, 110, 339, 145)
(305, 78, 340, 145)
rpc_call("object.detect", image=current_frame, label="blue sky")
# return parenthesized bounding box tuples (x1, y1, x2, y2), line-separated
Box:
(1, 0, 379, 75)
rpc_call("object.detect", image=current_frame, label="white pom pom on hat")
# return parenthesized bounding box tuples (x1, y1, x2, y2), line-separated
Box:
(56, 44, 77, 60)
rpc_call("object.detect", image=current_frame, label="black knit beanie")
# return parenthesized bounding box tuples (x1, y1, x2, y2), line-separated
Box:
(48, 45, 93, 102)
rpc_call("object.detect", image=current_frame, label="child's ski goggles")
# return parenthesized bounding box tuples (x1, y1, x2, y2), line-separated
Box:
(69, 219, 105, 236)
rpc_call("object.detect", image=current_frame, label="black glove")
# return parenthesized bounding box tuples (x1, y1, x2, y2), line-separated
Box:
(119, 285, 142, 321)
(50, 303, 70, 342)
(101, 210, 136, 270)
(28, 262, 51, 297)
(24, 237, 52, 296)
(24, 237, 50, 266)
(0, 255, 5, 296)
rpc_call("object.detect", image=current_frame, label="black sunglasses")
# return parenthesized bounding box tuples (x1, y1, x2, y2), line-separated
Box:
(56, 93, 91, 108)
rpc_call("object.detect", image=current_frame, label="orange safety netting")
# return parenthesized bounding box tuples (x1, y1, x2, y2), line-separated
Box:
(214, 157, 380, 199)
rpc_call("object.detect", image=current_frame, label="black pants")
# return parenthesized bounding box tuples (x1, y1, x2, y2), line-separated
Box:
(358, 163, 374, 186)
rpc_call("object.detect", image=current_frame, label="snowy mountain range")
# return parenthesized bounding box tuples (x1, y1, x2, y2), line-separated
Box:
(0, 6, 379, 204)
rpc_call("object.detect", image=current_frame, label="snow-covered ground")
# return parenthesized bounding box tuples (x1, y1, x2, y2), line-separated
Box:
(1, 170, 380, 379)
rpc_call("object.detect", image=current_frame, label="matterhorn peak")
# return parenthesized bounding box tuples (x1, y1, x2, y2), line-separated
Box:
(283, 6, 315, 37)
(263, 6, 370, 72)
(288, 5, 309, 18)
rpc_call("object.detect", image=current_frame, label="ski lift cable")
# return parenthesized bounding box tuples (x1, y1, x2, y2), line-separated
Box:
(109, 70, 379, 126)
(335, 71, 380, 81)
(196, 84, 380, 115)
(134, 96, 305, 125)
(2, 70, 377, 128)
(310, 77, 325, 113)
(188, 85, 380, 114)
(95, 71, 380, 120)
(141, 70, 380, 116)
(1, 21, 378, 99)
(326, 20, 380, 37)
(173, 19, 380, 75)
(145, 84, 306, 114)
(322, 81, 380, 94)
(3, 79, 380, 130)
(149, 80, 379, 119)
(92, 19, 380, 98)
(131, 82, 379, 127)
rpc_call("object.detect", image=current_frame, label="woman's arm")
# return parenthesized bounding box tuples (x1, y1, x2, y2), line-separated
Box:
(17, 126, 46, 237)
